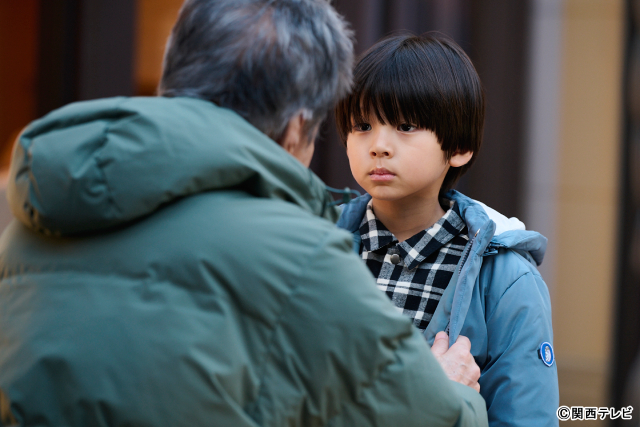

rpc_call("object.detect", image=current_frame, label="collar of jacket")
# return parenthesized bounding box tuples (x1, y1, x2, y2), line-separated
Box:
(337, 190, 549, 347)
(338, 190, 547, 265)
(8, 96, 340, 235)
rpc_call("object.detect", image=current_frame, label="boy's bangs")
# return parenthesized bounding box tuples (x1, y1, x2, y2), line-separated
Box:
(347, 50, 437, 132)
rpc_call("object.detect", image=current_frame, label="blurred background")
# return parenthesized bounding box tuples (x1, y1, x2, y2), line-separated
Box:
(0, 0, 638, 424)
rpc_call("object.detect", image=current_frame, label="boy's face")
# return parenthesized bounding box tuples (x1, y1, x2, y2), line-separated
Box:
(346, 119, 449, 203)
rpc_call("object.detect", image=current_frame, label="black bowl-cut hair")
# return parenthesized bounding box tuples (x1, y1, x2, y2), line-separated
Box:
(335, 33, 485, 196)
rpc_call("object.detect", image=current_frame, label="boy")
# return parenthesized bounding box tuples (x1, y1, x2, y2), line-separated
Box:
(336, 34, 559, 426)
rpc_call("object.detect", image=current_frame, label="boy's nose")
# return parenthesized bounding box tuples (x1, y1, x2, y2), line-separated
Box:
(370, 133, 392, 158)
(371, 148, 390, 157)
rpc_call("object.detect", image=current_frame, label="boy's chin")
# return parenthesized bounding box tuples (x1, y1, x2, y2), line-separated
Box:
(365, 188, 404, 202)
(366, 187, 441, 204)
(360, 182, 416, 202)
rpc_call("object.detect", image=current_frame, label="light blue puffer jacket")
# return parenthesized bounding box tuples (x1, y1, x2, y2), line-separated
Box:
(337, 191, 559, 427)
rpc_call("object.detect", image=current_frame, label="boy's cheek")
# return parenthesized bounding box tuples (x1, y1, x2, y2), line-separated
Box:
(345, 144, 357, 165)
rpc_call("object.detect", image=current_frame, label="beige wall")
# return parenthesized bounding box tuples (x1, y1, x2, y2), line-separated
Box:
(555, 0, 624, 414)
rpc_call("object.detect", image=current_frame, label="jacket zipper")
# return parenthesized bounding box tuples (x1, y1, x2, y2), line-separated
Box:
(458, 228, 480, 274)
(444, 228, 480, 336)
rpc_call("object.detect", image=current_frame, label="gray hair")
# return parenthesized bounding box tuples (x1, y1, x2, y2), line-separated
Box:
(158, 0, 354, 141)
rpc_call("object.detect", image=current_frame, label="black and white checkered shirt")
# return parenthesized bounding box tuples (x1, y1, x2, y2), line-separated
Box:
(359, 200, 469, 331)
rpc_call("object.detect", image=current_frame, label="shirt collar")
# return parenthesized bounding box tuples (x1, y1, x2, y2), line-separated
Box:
(359, 199, 466, 270)
(359, 201, 396, 251)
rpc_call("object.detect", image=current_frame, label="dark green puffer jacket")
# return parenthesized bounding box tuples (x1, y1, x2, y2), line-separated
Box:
(0, 97, 487, 427)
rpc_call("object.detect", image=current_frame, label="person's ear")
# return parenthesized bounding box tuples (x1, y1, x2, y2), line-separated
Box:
(278, 113, 316, 167)
(278, 113, 304, 151)
(449, 151, 473, 168)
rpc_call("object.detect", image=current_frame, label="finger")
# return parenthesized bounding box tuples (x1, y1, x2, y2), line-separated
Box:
(472, 382, 480, 393)
(453, 334, 472, 351)
(435, 331, 449, 342)
(430, 331, 449, 357)
(471, 362, 481, 382)
(462, 363, 481, 386)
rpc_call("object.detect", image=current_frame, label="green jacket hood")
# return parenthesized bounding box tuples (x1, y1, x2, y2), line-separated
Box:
(8, 97, 338, 235)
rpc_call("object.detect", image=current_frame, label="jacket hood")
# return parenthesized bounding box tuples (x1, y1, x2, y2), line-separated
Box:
(447, 190, 547, 266)
(8, 97, 338, 235)
(338, 191, 547, 266)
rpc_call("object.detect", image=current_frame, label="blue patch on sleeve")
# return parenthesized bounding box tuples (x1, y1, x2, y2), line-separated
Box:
(539, 342, 554, 367)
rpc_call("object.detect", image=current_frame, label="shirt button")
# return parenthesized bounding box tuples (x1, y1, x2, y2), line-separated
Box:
(390, 254, 401, 264)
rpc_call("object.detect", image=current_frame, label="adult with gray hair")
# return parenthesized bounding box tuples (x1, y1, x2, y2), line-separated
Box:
(159, 0, 353, 142)
(0, 1, 487, 426)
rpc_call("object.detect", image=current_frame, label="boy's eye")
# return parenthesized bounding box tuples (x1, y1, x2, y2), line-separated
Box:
(398, 123, 417, 132)
(353, 123, 372, 132)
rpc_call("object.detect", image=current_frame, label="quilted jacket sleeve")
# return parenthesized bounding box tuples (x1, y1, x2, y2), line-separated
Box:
(480, 268, 559, 427)
(256, 228, 488, 427)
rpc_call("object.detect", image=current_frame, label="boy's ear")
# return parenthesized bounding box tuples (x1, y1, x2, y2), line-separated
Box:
(449, 151, 473, 168)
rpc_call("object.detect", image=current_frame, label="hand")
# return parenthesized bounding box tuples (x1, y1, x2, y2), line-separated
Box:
(430, 331, 481, 392)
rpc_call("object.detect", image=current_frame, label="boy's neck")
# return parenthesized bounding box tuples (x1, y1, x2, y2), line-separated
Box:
(371, 195, 447, 243)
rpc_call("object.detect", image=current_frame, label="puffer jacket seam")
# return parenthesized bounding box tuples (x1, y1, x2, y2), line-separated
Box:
(248, 226, 344, 424)
(91, 99, 138, 219)
(323, 352, 401, 427)
(483, 270, 535, 324)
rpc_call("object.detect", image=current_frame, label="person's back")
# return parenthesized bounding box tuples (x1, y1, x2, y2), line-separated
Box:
(0, 2, 488, 426)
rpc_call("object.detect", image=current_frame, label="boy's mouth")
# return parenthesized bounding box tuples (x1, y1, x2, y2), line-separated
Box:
(369, 168, 395, 181)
